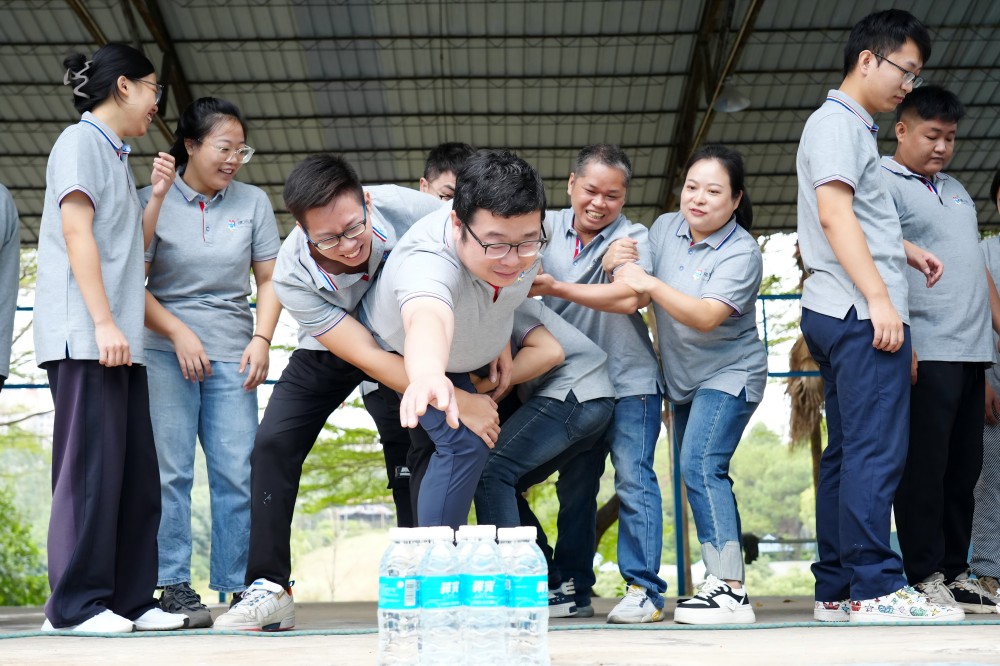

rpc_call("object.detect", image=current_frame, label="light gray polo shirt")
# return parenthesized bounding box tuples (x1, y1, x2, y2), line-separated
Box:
(359, 208, 539, 372)
(982, 238, 1000, 393)
(34, 112, 147, 366)
(511, 298, 615, 404)
(0, 184, 19, 377)
(797, 89, 909, 323)
(140, 172, 280, 362)
(647, 212, 768, 404)
(273, 185, 446, 351)
(539, 208, 663, 399)
(882, 157, 992, 363)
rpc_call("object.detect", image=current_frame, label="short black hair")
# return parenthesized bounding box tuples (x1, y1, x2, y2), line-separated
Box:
(62, 43, 155, 114)
(685, 144, 753, 231)
(283, 154, 364, 227)
(895, 85, 966, 124)
(169, 97, 249, 168)
(452, 150, 546, 229)
(424, 142, 477, 181)
(990, 168, 1000, 210)
(574, 144, 633, 188)
(843, 9, 931, 77)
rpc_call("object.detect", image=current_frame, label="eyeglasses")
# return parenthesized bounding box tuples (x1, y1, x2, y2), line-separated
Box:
(461, 219, 547, 259)
(129, 78, 164, 104)
(872, 52, 924, 88)
(196, 140, 256, 164)
(306, 206, 367, 251)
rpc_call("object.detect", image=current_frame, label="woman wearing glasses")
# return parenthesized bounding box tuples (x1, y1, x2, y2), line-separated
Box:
(35, 43, 184, 632)
(141, 97, 281, 627)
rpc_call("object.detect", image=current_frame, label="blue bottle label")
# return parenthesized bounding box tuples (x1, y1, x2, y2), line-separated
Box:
(420, 575, 461, 609)
(460, 574, 506, 607)
(507, 574, 547, 608)
(379, 576, 419, 610)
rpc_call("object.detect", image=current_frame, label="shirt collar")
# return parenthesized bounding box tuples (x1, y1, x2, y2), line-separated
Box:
(826, 89, 878, 137)
(79, 111, 130, 160)
(564, 211, 625, 242)
(879, 156, 950, 183)
(173, 166, 229, 203)
(676, 216, 739, 250)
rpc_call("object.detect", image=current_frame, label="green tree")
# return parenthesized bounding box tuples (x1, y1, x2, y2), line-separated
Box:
(0, 485, 48, 605)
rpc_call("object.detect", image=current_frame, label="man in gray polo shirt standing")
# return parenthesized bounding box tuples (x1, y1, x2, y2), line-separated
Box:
(884, 85, 1000, 613)
(0, 184, 19, 393)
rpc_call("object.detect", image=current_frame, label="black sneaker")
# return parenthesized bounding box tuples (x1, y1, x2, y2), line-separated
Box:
(548, 579, 577, 618)
(229, 591, 244, 609)
(160, 582, 212, 628)
(947, 573, 999, 614)
(673, 575, 755, 625)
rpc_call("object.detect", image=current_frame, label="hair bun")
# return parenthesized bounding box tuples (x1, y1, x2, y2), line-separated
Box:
(62, 52, 88, 72)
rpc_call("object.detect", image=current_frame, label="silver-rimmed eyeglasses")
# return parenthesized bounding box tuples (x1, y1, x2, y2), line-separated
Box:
(872, 52, 924, 88)
(306, 206, 367, 251)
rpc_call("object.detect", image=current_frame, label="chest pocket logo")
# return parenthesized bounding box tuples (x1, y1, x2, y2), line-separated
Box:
(227, 218, 253, 231)
(692, 268, 712, 281)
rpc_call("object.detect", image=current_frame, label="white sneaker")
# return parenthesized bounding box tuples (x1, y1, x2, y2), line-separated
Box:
(606, 585, 664, 624)
(134, 607, 187, 631)
(674, 575, 755, 625)
(850, 585, 966, 623)
(813, 599, 850, 622)
(41, 609, 135, 633)
(213, 578, 295, 631)
(915, 572, 959, 608)
(947, 573, 1000, 614)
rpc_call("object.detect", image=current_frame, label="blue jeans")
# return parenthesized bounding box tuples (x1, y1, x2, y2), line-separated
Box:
(475, 392, 613, 527)
(674, 388, 757, 582)
(146, 349, 258, 592)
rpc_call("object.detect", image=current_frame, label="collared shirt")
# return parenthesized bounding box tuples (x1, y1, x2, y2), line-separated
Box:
(881, 157, 991, 363)
(140, 170, 280, 361)
(273, 185, 445, 351)
(511, 298, 615, 404)
(34, 111, 147, 365)
(359, 208, 539, 373)
(982, 238, 1000, 392)
(648, 212, 767, 403)
(796, 89, 909, 324)
(0, 184, 19, 377)
(539, 208, 663, 398)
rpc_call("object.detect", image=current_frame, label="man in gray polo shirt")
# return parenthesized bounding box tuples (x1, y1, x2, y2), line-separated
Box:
(528, 144, 666, 624)
(884, 86, 1000, 613)
(0, 184, 19, 393)
(360, 149, 547, 530)
(797, 10, 961, 623)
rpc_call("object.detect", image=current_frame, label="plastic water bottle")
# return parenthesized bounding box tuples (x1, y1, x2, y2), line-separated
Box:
(456, 524, 507, 664)
(377, 527, 420, 665)
(498, 526, 549, 665)
(418, 526, 462, 665)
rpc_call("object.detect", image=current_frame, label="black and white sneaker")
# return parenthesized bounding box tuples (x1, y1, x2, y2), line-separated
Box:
(673, 575, 755, 625)
(948, 572, 999, 614)
(548, 579, 578, 618)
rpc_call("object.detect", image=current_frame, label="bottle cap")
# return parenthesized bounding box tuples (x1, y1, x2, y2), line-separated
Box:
(456, 524, 496, 541)
(497, 527, 518, 542)
(388, 527, 412, 542)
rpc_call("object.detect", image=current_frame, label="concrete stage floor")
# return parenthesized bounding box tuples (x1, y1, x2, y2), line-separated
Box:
(2, 596, 999, 665)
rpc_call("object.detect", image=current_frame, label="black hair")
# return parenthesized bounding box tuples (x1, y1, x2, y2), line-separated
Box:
(283, 154, 364, 227)
(424, 142, 477, 181)
(62, 43, 155, 114)
(990, 168, 1000, 210)
(684, 144, 753, 231)
(895, 85, 966, 124)
(843, 9, 931, 77)
(452, 150, 546, 230)
(168, 97, 249, 168)
(574, 144, 633, 188)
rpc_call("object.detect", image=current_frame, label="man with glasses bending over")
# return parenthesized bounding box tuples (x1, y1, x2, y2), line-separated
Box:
(360, 149, 548, 529)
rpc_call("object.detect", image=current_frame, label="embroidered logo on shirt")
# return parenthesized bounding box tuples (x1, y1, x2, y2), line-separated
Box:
(228, 218, 253, 230)
(692, 268, 711, 281)
(952, 195, 969, 206)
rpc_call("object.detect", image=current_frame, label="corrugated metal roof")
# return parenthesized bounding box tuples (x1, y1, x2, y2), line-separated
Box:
(1, 0, 998, 243)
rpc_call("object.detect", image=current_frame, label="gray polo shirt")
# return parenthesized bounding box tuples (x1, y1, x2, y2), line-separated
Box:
(140, 173, 280, 362)
(881, 157, 991, 363)
(511, 298, 615, 404)
(982, 238, 1000, 393)
(34, 112, 147, 366)
(0, 184, 19, 377)
(273, 185, 445, 351)
(539, 208, 663, 399)
(647, 212, 767, 404)
(796, 89, 909, 323)
(359, 208, 539, 372)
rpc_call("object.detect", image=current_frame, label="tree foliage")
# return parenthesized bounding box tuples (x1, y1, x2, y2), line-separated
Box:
(0, 485, 48, 605)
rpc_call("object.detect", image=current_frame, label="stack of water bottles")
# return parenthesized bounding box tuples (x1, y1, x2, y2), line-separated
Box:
(377, 524, 549, 665)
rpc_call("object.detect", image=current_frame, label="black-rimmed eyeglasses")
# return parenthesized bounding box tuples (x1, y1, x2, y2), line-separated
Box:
(129, 78, 165, 104)
(306, 206, 367, 251)
(872, 52, 924, 88)
(461, 219, 547, 259)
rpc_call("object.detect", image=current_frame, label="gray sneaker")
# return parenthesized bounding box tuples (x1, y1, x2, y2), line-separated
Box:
(159, 582, 212, 629)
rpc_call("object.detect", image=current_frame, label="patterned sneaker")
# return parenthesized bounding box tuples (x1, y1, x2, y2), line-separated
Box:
(549, 579, 578, 618)
(947, 572, 999, 614)
(159, 582, 212, 629)
(850, 585, 965, 623)
(213, 578, 295, 631)
(813, 600, 850, 622)
(606, 585, 664, 624)
(674, 575, 755, 625)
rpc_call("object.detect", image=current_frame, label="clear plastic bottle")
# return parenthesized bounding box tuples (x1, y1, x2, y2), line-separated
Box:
(498, 526, 550, 665)
(418, 526, 462, 665)
(378, 527, 421, 665)
(456, 524, 507, 664)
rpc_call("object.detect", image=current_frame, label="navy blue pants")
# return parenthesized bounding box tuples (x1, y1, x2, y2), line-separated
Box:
(802, 307, 910, 602)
